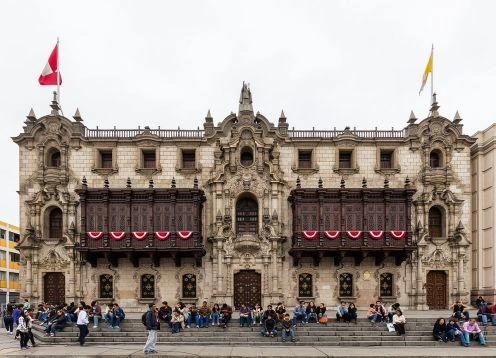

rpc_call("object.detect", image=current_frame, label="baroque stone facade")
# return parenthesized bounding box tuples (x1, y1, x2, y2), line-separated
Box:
(12, 86, 476, 310)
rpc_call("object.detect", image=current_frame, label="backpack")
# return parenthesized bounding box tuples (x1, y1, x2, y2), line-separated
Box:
(141, 311, 148, 326)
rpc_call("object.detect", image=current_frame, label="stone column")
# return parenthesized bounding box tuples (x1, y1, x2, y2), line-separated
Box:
(271, 240, 278, 291)
(217, 240, 223, 292)
(458, 250, 465, 299)
(262, 255, 270, 295)
(225, 255, 232, 297)
(26, 259, 33, 298)
(416, 252, 426, 309)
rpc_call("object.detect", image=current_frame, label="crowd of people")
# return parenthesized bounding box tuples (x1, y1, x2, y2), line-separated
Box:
(3, 296, 494, 352)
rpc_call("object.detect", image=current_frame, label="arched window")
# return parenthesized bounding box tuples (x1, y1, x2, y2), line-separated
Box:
(339, 273, 353, 297)
(380, 273, 393, 297)
(240, 147, 254, 166)
(429, 150, 442, 168)
(429, 207, 443, 237)
(236, 197, 258, 234)
(49, 207, 63, 238)
(141, 274, 155, 299)
(47, 148, 61, 167)
(298, 273, 313, 297)
(182, 274, 196, 298)
(99, 274, 113, 299)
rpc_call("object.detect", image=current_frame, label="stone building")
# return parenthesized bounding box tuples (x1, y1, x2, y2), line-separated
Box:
(12, 84, 476, 310)
(471, 123, 496, 303)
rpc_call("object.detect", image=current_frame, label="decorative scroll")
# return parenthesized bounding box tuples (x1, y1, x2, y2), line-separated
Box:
(176, 231, 193, 240)
(109, 231, 126, 240)
(86, 232, 103, 240)
(346, 231, 362, 239)
(324, 231, 340, 239)
(368, 231, 384, 239)
(131, 231, 149, 241)
(302, 231, 319, 240)
(154, 231, 171, 240)
(390, 231, 406, 239)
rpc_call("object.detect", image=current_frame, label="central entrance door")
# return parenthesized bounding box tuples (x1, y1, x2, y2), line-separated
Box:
(426, 270, 447, 309)
(44, 272, 65, 305)
(234, 270, 261, 310)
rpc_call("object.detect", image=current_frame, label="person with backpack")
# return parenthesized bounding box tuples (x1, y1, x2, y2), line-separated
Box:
(143, 303, 160, 355)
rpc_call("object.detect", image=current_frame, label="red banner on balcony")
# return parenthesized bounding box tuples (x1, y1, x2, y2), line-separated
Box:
(302, 231, 319, 240)
(109, 231, 126, 240)
(324, 231, 340, 239)
(177, 231, 193, 240)
(131, 232, 149, 241)
(346, 231, 362, 239)
(390, 231, 406, 239)
(155, 231, 171, 240)
(368, 231, 384, 239)
(86, 231, 103, 240)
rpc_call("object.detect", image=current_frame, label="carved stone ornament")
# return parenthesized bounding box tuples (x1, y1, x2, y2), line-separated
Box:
(39, 247, 70, 269)
(422, 246, 453, 268)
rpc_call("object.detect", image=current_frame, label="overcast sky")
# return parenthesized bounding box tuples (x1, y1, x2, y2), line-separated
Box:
(1, 0, 495, 226)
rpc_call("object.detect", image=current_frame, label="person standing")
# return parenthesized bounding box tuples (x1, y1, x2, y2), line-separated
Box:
(144, 303, 160, 355)
(2, 304, 14, 334)
(76, 304, 90, 346)
(16, 310, 29, 350)
(26, 308, 37, 347)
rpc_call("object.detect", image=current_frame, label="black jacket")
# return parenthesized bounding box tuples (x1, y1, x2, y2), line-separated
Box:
(145, 310, 160, 330)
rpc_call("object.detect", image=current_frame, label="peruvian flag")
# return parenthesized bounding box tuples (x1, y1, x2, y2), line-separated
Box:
(176, 231, 193, 240)
(390, 231, 406, 239)
(324, 231, 340, 239)
(86, 231, 103, 240)
(346, 231, 362, 239)
(131, 232, 149, 241)
(155, 231, 171, 240)
(368, 231, 384, 239)
(109, 231, 126, 240)
(39, 43, 62, 85)
(302, 231, 319, 240)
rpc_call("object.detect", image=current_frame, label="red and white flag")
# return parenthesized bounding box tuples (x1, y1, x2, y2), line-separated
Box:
(39, 43, 62, 85)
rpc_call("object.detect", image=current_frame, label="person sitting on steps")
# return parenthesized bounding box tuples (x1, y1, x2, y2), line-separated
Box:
(261, 314, 277, 337)
(367, 304, 379, 324)
(293, 301, 307, 326)
(392, 309, 406, 336)
(462, 318, 487, 347)
(306, 301, 318, 323)
(432, 318, 448, 343)
(374, 300, 387, 322)
(447, 319, 466, 344)
(239, 304, 251, 327)
(336, 301, 350, 323)
(281, 313, 296, 342)
(451, 300, 469, 321)
(170, 310, 184, 333)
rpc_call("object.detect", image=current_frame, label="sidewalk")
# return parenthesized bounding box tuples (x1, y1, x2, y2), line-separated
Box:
(0, 333, 495, 358)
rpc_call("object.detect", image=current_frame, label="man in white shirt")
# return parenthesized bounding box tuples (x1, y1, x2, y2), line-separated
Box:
(76, 304, 90, 346)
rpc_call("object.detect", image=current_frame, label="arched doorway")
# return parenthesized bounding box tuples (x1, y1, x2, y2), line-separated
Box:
(425, 270, 447, 309)
(44, 272, 65, 305)
(234, 270, 261, 309)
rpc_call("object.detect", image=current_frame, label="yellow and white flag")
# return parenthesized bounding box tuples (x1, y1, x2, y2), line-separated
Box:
(419, 48, 433, 95)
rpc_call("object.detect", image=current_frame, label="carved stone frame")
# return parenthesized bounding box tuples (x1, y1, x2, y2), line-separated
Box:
(292, 266, 320, 305)
(133, 265, 161, 304)
(175, 265, 203, 304)
(335, 266, 360, 302)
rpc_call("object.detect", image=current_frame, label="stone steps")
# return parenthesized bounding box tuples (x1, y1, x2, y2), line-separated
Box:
(31, 319, 496, 347)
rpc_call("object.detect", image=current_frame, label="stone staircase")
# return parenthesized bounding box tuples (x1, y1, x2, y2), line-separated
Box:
(30, 318, 496, 347)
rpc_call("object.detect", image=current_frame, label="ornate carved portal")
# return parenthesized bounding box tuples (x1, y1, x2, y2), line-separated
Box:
(234, 270, 261, 309)
(43, 272, 65, 305)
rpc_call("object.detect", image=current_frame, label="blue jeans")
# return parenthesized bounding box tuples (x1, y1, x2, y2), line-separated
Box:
(104, 312, 122, 327)
(261, 327, 277, 336)
(462, 332, 485, 345)
(307, 313, 318, 323)
(282, 327, 295, 340)
(187, 314, 200, 327)
(293, 313, 307, 326)
(478, 314, 489, 324)
(211, 312, 220, 325)
(240, 315, 251, 327)
(171, 322, 181, 333)
(447, 329, 468, 344)
(368, 314, 378, 322)
(199, 315, 209, 327)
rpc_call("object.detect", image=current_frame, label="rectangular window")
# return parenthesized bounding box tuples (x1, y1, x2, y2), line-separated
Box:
(143, 150, 156, 169)
(0, 229, 5, 239)
(339, 151, 352, 169)
(100, 150, 113, 169)
(10, 253, 20, 262)
(10, 273, 19, 281)
(298, 150, 312, 169)
(380, 151, 393, 169)
(182, 150, 196, 169)
(8, 232, 15, 241)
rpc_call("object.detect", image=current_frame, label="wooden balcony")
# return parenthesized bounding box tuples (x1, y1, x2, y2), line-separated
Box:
(76, 179, 206, 267)
(288, 178, 416, 266)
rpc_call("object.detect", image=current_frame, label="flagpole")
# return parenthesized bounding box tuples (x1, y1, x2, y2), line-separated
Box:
(430, 44, 434, 103)
(57, 37, 60, 104)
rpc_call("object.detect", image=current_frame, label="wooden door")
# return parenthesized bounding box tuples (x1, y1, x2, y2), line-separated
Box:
(234, 270, 261, 310)
(44, 272, 65, 305)
(426, 271, 447, 309)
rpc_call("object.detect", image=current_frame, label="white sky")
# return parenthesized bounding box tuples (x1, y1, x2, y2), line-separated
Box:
(1, 0, 495, 226)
